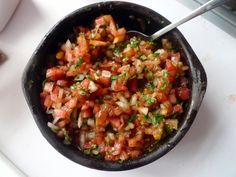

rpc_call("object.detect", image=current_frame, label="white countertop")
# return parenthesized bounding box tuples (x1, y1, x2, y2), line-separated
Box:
(0, 0, 236, 177)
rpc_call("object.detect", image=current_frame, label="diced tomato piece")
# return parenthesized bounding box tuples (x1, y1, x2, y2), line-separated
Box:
(76, 35, 89, 56)
(173, 104, 183, 113)
(80, 109, 93, 118)
(166, 59, 178, 78)
(46, 67, 65, 81)
(65, 97, 77, 109)
(111, 142, 123, 155)
(123, 47, 135, 58)
(97, 76, 110, 86)
(129, 150, 142, 159)
(169, 94, 177, 104)
(93, 103, 100, 114)
(96, 132, 105, 145)
(95, 106, 109, 127)
(110, 117, 122, 129)
(114, 107, 123, 116)
(82, 53, 91, 63)
(177, 87, 190, 100)
(111, 81, 127, 92)
(81, 79, 90, 90)
(56, 80, 67, 87)
(156, 92, 168, 102)
(128, 138, 137, 148)
(53, 109, 68, 119)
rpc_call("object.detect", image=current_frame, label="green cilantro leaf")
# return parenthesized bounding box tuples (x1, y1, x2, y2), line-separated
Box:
(111, 75, 118, 81)
(76, 57, 83, 67)
(128, 114, 137, 122)
(130, 37, 140, 48)
(146, 98, 156, 104)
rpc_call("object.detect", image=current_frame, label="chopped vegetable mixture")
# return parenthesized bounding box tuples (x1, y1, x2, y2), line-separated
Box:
(40, 15, 190, 161)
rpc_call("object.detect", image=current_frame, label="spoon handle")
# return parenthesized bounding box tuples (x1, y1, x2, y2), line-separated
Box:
(151, 0, 231, 40)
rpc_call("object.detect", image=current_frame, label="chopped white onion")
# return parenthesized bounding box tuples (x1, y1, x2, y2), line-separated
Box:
(116, 94, 130, 110)
(75, 74, 85, 81)
(130, 94, 137, 106)
(118, 94, 128, 103)
(92, 149, 99, 155)
(156, 49, 164, 55)
(138, 107, 149, 115)
(107, 132, 115, 140)
(101, 70, 112, 78)
(88, 80, 98, 93)
(125, 122, 135, 131)
(77, 113, 83, 128)
(116, 101, 127, 109)
(111, 80, 116, 90)
(46, 109, 54, 114)
(47, 122, 59, 133)
(44, 82, 54, 92)
(86, 131, 95, 140)
(87, 118, 95, 127)
(64, 39, 72, 51)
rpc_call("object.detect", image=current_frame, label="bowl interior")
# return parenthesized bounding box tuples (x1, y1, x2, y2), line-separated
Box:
(22, 1, 207, 171)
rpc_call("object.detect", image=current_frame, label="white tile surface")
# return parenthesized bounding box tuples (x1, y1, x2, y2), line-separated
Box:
(0, 0, 236, 177)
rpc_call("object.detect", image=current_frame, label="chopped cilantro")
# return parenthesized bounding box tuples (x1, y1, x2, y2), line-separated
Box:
(119, 73, 126, 77)
(62, 128, 72, 144)
(80, 88, 87, 95)
(91, 144, 98, 149)
(160, 78, 168, 90)
(153, 51, 160, 57)
(130, 37, 140, 48)
(163, 70, 168, 78)
(165, 124, 173, 134)
(89, 33, 95, 39)
(143, 67, 149, 72)
(153, 113, 164, 124)
(140, 54, 147, 60)
(90, 45, 97, 49)
(147, 72, 154, 81)
(84, 149, 91, 155)
(111, 75, 118, 81)
(118, 159, 124, 164)
(146, 98, 156, 104)
(114, 48, 121, 55)
(144, 114, 149, 120)
(145, 113, 164, 125)
(122, 57, 129, 62)
(79, 32, 85, 37)
(70, 85, 76, 90)
(128, 114, 137, 122)
(76, 57, 83, 67)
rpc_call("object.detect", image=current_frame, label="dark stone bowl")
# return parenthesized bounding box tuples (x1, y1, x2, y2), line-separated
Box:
(22, 1, 207, 171)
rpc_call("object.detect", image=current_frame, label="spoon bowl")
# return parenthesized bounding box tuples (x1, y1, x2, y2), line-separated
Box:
(128, 0, 231, 41)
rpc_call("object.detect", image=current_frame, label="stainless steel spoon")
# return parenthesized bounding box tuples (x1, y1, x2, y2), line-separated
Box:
(127, 0, 231, 40)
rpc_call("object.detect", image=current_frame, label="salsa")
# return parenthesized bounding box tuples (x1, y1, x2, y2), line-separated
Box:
(40, 15, 190, 161)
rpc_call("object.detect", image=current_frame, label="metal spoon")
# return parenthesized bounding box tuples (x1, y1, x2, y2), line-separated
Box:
(127, 0, 231, 41)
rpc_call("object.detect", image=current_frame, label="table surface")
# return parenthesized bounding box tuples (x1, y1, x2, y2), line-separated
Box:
(0, 0, 236, 177)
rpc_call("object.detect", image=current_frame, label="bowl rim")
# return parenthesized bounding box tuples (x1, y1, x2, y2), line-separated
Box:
(22, 1, 207, 171)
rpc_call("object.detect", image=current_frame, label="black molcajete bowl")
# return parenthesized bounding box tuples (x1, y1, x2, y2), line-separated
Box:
(22, 1, 207, 171)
